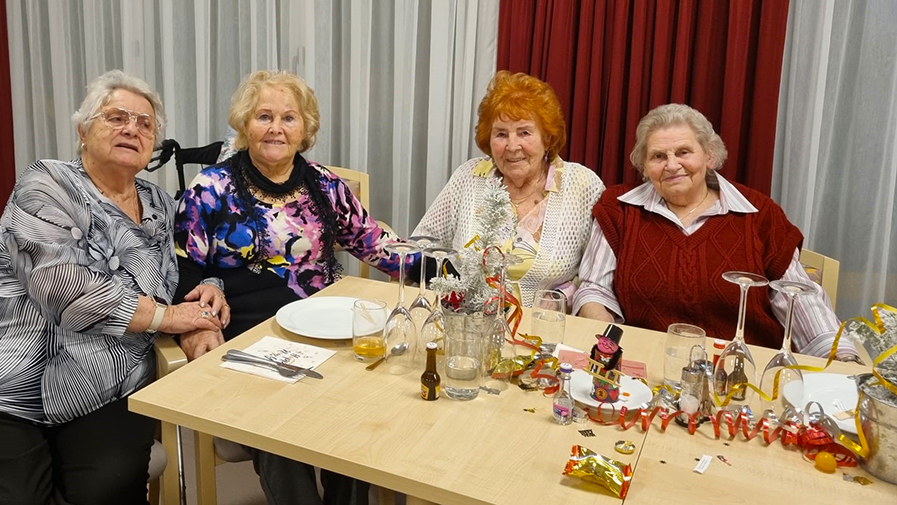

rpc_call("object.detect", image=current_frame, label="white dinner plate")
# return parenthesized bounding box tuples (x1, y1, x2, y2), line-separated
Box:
(569, 370, 653, 411)
(275, 296, 359, 339)
(783, 372, 858, 434)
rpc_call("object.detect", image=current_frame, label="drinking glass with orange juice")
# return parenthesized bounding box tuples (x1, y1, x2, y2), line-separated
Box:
(353, 299, 387, 361)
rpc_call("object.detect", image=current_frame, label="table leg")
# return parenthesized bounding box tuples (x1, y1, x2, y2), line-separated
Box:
(377, 487, 397, 505)
(406, 496, 436, 505)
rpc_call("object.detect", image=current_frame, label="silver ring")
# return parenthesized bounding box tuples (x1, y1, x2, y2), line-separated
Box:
(200, 311, 211, 319)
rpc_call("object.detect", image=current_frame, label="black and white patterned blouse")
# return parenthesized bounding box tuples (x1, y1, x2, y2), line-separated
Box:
(0, 159, 178, 425)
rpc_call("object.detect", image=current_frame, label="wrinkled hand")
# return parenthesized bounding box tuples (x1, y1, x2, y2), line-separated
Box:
(160, 301, 223, 334)
(836, 353, 865, 365)
(180, 328, 225, 361)
(183, 284, 231, 328)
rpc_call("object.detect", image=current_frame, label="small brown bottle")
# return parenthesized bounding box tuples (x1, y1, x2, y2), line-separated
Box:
(421, 342, 440, 401)
(726, 356, 748, 402)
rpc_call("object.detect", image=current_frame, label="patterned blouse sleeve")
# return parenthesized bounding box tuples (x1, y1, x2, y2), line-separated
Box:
(1, 165, 140, 336)
(325, 171, 412, 277)
(174, 170, 222, 269)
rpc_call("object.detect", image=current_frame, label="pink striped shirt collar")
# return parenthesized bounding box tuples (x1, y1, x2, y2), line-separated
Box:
(618, 172, 758, 214)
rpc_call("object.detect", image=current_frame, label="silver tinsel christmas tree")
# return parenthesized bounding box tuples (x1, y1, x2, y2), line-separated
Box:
(430, 177, 515, 314)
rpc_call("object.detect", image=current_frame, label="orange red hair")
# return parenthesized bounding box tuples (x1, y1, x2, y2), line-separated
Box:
(475, 71, 566, 160)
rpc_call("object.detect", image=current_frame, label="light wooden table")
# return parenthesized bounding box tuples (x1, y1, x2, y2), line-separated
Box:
(130, 277, 897, 504)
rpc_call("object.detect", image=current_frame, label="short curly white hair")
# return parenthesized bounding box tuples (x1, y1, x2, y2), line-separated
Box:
(71, 70, 166, 153)
(629, 103, 728, 174)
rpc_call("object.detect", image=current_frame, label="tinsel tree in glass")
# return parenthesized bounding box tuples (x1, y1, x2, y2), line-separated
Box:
(429, 177, 515, 314)
(845, 305, 897, 385)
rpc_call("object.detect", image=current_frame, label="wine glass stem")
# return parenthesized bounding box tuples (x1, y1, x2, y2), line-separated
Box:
(497, 262, 507, 321)
(735, 284, 748, 344)
(397, 252, 406, 306)
(434, 257, 445, 313)
(782, 293, 796, 353)
(418, 252, 426, 296)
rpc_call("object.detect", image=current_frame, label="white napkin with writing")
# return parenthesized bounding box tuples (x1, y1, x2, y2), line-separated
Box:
(220, 335, 336, 383)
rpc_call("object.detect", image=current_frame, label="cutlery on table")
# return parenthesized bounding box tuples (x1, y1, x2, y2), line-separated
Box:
(222, 349, 323, 379)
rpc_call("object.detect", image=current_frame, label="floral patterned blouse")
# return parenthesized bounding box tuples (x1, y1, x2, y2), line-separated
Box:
(174, 154, 412, 338)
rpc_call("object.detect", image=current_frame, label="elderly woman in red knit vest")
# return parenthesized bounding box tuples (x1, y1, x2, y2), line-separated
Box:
(572, 103, 859, 362)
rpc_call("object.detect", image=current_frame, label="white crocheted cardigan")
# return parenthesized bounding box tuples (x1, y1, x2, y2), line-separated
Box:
(413, 157, 605, 307)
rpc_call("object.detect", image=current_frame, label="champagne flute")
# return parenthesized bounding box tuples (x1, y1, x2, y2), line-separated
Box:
(383, 242, 421, 374)
(483, 251, 521, 392)
(419, 247, 458, 373)
(407, 235, 439, 333)
(760, 280, 814, 416)
(713, 271, 768, 412)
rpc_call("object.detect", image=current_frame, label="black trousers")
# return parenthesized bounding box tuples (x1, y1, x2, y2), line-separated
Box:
(0, 397, 155, 505)
(248, 447, 370, 505)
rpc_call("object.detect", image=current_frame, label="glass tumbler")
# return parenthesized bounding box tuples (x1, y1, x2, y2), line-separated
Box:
(444, 312, 487, 401)
(352, 299, 388, 362)
(663, 323, 706, 389)
(531, 290, 567, 344)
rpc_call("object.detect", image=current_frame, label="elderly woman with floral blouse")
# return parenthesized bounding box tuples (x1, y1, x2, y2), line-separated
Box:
(0, 70, 225, 505)
(174, 69, 413, 505)
(413, 71, 605, 308)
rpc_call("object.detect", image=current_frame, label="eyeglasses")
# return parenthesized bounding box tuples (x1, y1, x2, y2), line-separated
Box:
(90, 107, 157, 137)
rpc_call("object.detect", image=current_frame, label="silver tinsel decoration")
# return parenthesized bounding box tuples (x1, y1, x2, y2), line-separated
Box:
(429, 178, 514, 314)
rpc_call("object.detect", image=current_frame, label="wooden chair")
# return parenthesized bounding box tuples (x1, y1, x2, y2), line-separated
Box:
(151, 335, 189, 505)
(327, 166, 397, 279)
(800, 248, 840, 310)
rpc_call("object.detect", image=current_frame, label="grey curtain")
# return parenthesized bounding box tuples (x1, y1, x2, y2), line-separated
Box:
(773, 0, 897, 320)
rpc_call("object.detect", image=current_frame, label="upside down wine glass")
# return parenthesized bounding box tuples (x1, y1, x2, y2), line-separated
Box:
(407, 235, 439, 334)
(418, 246, 458, 374)
(760, 280, 815, 416)
(713, 271, 769, 412)
(383, 242, 421, 375)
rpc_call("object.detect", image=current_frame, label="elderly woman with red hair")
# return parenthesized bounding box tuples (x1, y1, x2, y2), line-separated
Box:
(414, 71, 604, 307)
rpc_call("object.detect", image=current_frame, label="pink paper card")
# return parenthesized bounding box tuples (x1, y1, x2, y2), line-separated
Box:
(620, 359, 647, 379)
(557, 349, 590, 370)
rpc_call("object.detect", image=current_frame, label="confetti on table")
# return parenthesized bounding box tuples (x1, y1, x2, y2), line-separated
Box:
(578, 429, 595, 437)
(479, 385, 501, 395)
(523, 408, 536, 413)
(614, 440, 635, 454)
(660, 460, 667, 464)
(693, 455, 713, 474)
(843, 474, 873, 485)
(723, 442, 731, 446)
(717, 455, 731, 466)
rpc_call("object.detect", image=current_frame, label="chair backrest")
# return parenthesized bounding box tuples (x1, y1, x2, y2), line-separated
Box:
(800, 249, 840, 310)
(326, 166, 374, 279)
(327, 165, 370, 209)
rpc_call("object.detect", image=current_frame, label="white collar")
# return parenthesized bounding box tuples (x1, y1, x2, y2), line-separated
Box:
(618, 172, 758, 214)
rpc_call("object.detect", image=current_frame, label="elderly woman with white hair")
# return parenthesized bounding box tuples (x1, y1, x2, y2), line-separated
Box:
(0, 70, 227, 504)
(573, 103, 859, 361)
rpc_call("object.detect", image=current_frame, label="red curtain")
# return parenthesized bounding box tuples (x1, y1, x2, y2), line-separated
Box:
(0, 0, 15, 205)
(497, 0, 789, 195)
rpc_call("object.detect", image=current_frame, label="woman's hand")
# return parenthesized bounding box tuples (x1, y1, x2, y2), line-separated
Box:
(577, 302, 616, 322)
(180, 328, 225, 361)
(159, 301, 223, 334)
(183, 284, 231, 328)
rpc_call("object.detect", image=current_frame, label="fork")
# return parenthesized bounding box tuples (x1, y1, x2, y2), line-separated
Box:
(222, 349, 323, 379)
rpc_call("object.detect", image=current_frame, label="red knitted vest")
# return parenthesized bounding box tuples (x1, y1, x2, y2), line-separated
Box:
(593, 183, 803, 349)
